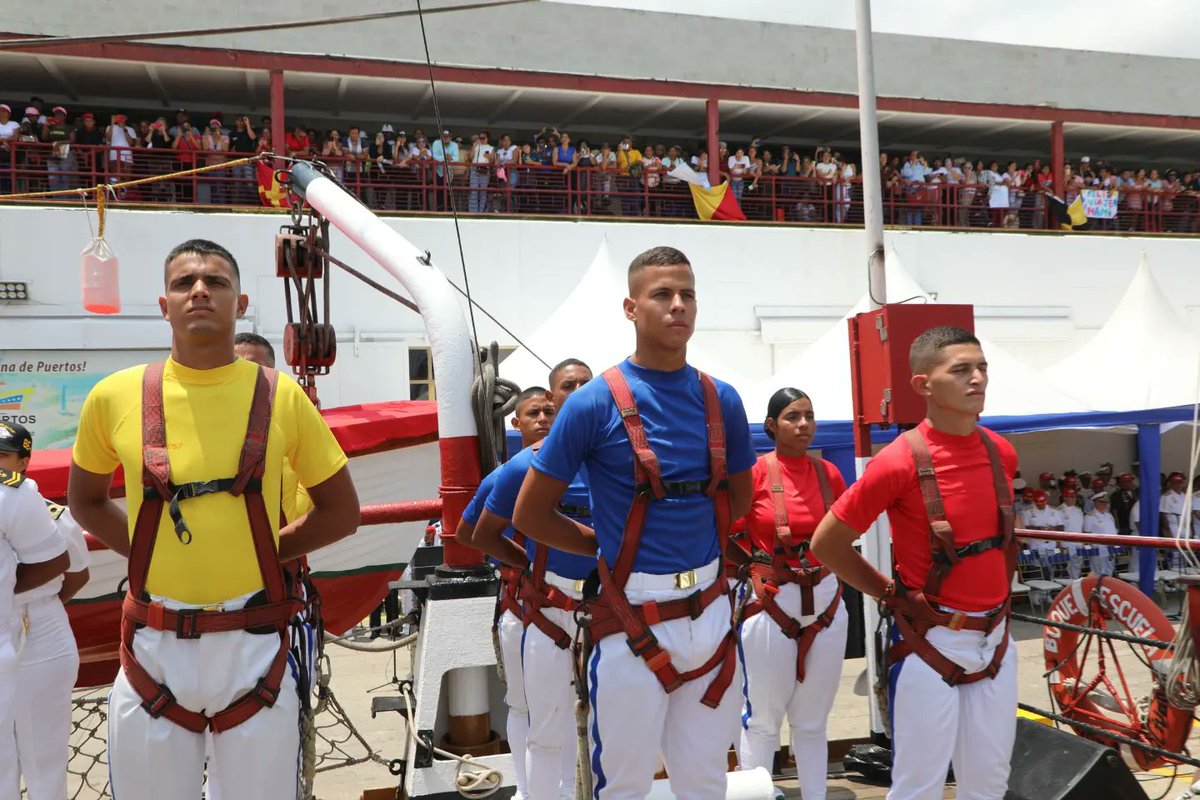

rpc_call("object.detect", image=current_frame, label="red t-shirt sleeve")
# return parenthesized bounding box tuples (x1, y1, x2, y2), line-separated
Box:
(830, 443, 913, 533)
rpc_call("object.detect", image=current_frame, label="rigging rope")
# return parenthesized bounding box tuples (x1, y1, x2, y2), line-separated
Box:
(1164, 355, 1200, 709)
(416, 0, 480, 350)
(0, 1, 538, 50)
(473, 342, 521, 474)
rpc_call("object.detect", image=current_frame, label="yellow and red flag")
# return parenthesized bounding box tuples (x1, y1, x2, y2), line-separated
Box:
(668, 163, 745, 221)
(256, 162, 290, 208)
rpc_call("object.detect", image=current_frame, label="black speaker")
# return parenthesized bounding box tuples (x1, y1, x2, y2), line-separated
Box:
(1007, 719, 1144, 800)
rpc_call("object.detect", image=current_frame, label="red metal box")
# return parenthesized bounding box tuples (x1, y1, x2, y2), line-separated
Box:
(848, 303, 975, 427)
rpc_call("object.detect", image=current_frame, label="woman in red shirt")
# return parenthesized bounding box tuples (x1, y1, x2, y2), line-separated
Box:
(737, 388, 847, 800)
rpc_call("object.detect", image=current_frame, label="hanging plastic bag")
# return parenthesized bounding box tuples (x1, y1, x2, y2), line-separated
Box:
(81, 236, 120, 315)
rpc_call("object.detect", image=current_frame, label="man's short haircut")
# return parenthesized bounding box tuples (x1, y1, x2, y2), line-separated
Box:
(164, 239, 241, 288)
(908, 325, 981, 374)
(516, 386, 550, 407)
(548, 358, 592, 388)
(234, 332, 276, 366)
(627, 246, 691, 290)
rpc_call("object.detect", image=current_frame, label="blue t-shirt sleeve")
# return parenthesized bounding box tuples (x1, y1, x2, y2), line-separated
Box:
(461, 471, 496, 526)
(533, 387, 600, 484)
(720, 382, 756, 475)
(484, 450, 532, 521)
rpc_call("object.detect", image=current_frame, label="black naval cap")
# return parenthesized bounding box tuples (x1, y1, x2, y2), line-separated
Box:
(0, 420, 32, 458)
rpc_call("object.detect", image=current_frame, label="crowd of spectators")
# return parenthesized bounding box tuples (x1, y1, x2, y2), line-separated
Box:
(3, 98, 1200, 231)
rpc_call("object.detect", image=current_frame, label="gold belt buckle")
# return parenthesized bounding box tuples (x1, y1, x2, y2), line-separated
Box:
(573, 579, 586, 593)
(675, 570, 698, 590)
(201, 602, 226, 613)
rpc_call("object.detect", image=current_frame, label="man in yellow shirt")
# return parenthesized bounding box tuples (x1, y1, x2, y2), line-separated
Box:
(68, 239, 360, 800)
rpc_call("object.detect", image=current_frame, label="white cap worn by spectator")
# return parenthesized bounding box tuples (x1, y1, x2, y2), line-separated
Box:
(52, 105, 67, 115)
(1081, 156, 1090, 164)
(382, 124, 394, 133)
(23, 107, 38, 117)
(0, 104, 9, 113)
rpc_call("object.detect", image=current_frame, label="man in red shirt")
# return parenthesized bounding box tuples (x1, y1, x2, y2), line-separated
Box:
(812, 326, 1018, 800)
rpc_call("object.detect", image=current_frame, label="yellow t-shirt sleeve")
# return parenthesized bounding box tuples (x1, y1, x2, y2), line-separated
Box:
(280, 377, 348, 490)
(72, 372, 126, 475)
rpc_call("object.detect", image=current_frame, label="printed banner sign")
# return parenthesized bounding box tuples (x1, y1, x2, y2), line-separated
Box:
(0, 350, 165, 450)
(1081, 190, 1119, 219)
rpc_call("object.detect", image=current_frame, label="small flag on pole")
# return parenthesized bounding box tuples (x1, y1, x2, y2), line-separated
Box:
(257, 162, 290, 208)
(668, 163, 746, 221)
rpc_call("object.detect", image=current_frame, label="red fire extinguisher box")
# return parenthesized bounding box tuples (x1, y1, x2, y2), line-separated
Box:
(848, 303, 975, 427)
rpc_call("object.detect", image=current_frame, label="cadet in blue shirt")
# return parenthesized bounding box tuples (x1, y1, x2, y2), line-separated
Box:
(473, 359, 594, 800)
(513, 247, 755, 800)
(456, 386, 555, 800)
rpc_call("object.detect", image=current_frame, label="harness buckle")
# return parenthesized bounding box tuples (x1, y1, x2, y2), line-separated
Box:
(685, 589, 705, 620)
(144, 685, 176, 718)
(946, 612, 967, 632)
(627, 629, 659, 657)
(176, 610, 203, 639)
(675, 569, 698, 590)
(253, 677, 280, 708)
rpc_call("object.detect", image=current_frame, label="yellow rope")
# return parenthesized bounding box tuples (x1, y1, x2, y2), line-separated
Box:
(96, 185, 107, 238)
(0, 154, 267, 202)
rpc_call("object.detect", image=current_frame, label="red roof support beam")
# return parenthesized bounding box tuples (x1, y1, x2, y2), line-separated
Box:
(1051, 120, 1065, 222)
(7, 37, 1200, 132)
(270, 69, 285, 170)
(706, 98, 720, 187)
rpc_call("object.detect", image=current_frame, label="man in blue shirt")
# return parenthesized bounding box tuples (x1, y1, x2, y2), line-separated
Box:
(514, 247, 755, 800)
(431, 129, 460, 211)
(456, 386, 555, 800)
(472, 359, 594, 800)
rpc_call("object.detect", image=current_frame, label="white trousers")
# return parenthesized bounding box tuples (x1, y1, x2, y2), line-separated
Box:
(738, 576, 847, 800)
(107, 592, 300, 800)
(0, 596, 79, 800)
(888, 620, 1017, 800)
(498, 607, 530, 800)
(522, 596, 581, 800)
(588, 572, 742, 800)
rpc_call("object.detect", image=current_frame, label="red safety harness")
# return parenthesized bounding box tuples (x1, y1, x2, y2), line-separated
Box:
(497, 531, 527, 623)
(585, 366, 737, 708)
(883, 428, 1017, 686)
(741, 452, 842, 683)
(119, 362, 302, 733)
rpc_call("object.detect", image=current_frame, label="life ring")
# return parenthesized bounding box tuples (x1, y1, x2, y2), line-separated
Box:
(1043, 575, 1190, 770)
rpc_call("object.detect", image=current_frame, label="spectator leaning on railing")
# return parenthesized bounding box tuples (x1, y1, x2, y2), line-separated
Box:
(431, 129, 458, 210)
(105, 113, 137, 190)
(200, 117, 229, 204)
(467, 130, 495, 213)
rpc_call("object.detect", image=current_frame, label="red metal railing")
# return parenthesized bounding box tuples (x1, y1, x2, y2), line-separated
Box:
(4, 141, 1199, 232)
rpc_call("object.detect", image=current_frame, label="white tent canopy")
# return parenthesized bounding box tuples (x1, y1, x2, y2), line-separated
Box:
(741, 247, 1091, 421)
(1051, 254, 1200, 412)
(499, 238, 751, 391)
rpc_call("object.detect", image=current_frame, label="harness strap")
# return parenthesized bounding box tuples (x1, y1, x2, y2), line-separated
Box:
(742, 578, 843, 683)
(902, 429, 958, 598)
(520, 530, 577, 649)
(122, 594, 301, 638)
(761, 452, 835, 615)
(887, 427, 1016, 686)
(587, 366, 736, 706)
(120, 361, 291, 734)
(120, 630, 291, 733)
